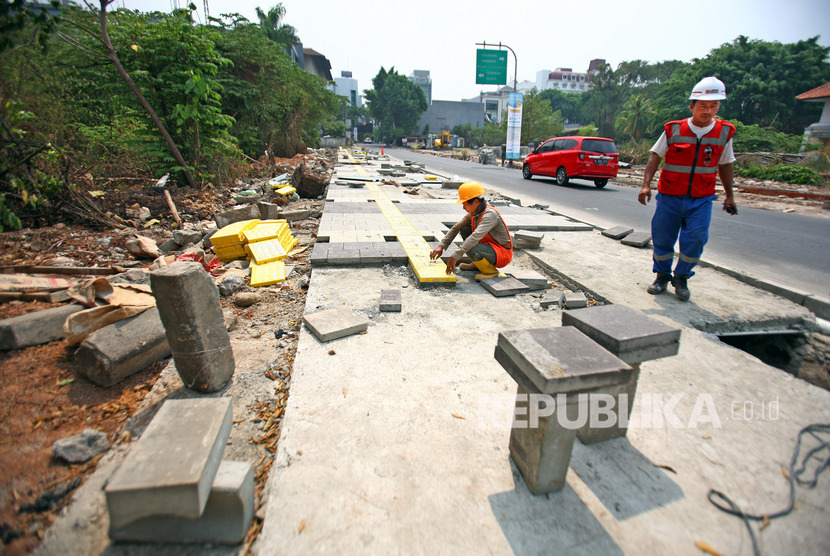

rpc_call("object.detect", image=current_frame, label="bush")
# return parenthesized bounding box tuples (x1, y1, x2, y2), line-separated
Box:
(615, 138, 653, 165)
(729, 120, 804, 153)
(735, 163, 826, 187)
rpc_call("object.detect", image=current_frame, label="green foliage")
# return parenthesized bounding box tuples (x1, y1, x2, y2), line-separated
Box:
(364, 67, 428, 144)
(615, 93, 656, 141)
(255, 4, 298, 49)
(503, 89, 563, 145)
(536, 89, 584, 125)
(213, 19, 338, 157)
(322, 119, 347, 137)
(727, 120, 804, 153)
(470, 121, 504, 147)
(735, 163, 825, 187)
(580, 63, 623, 138)
(0, 0, 59, 53)
(653, 36, 830, 134)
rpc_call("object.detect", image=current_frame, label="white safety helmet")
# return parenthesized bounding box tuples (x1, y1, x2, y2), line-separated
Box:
(689, 76, 727, 101)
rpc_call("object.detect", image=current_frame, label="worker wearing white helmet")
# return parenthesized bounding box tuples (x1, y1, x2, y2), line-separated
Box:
(637, 76, 737, 302)
(429, 181, 513, 280)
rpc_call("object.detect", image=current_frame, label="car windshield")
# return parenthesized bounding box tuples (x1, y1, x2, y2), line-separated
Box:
(582, 139, 617, 154)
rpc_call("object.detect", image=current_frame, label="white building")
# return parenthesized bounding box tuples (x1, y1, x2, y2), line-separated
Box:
(330, 71, 361, 107)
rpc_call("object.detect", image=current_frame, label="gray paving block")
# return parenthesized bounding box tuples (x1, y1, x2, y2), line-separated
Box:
(76, 307, 171, 387)
(0, 303, 84, 350)
(303, 307, 368, 342)
(257, 201, 282, 220)
(151, 262, 235, 393)
(214, 204, 261, 229)
(559, 292, 588, 309)
(540, 292, 560, 308)
(105, 398, 233, 530)
(601, 226, 634, 240)
(562, 304, 681, 364)
(481, 276, 531, 297)
(109, 460, 254, 544)
(506, 267, 549, 287)
(514, 230, 545, 242)
(620, 231, 652, 247)
(380, 289, 402, 312)
(495, 327, 632, 394)
(310, 243, 329, 266)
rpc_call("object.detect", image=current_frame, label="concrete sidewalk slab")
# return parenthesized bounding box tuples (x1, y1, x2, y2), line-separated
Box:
(302, 307, 369, 342)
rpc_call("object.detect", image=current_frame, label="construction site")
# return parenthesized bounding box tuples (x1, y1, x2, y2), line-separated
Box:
(1, 146, 829, 556)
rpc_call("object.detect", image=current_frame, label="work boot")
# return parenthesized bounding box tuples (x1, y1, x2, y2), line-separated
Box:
(647, 273, 671, 295)
(672, 275, 691, 301)
(458, 262, 476, 271)
(472, 259, 499, 281)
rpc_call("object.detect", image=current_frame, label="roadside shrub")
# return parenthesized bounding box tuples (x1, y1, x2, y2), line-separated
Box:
(729, 120, 803, 153)
(735, 163, 826, 187)
(616, 138, 653, 166)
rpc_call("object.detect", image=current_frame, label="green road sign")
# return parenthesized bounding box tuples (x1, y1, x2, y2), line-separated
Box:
(476, 49, 507, 85)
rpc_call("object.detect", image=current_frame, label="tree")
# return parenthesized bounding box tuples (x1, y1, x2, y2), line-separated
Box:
(580, 63, 624, 138)
(255, 4, 298, 49)
(364, 67, 428, 144)
(654, 36, 830, 134)
(505, 88, 564, 145)
(615, 93, 655, 141)
(536, 88, 584, 125)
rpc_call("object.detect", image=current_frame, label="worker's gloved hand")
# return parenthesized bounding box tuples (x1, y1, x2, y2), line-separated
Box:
(429, 247, 443, 261)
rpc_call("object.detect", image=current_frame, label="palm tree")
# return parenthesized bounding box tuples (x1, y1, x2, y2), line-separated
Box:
(616, 93, 655, 141)
(255, 4, 298, 48)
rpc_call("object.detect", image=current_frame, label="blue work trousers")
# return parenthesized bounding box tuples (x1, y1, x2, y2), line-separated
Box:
(651, 193, 716, 278)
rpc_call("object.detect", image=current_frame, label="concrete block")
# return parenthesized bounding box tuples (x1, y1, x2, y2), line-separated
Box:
(380, 289, 402, 312)
(281, 209, 312, 222)
(540, 292, 560, 308)
(150, 262, 235, 393)
(620, 231, 652, 247)
(601, 226, 634, 240)
(506, 267, 549, 287)
(214, 204, 261, 230)
(303, 307, 368, 342)
(109, 460, 253, 544)
(481, 276, 531, 297)
(105, 398, 233, 530)
(495, 327, 632, 395)
(508, 384, 582, 494)
(804, 294, 830, 320)
(514, 230, 545, 242)
(0, 303, 84, 350)
(561, 304, 681, 365)
(755, 279, 809, 305)
(257, 201, 282, 221)
(559, 292, 588, 309)
(76, 307, 170, 387)
(310, 243, 329, 266)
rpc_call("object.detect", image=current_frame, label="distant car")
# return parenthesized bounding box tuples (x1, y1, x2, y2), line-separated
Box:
(522, 136, 619, 188)
(363, 137, 373, 143)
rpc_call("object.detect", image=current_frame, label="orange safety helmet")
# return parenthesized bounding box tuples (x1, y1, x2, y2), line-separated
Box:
(456, 181, 486, 204)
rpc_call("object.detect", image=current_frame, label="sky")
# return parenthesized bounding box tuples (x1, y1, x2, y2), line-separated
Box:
(116, 0, 830, 101)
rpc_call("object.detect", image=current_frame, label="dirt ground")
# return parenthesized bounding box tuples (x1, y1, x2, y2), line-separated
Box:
(0, 153, 828, 554)
(0, 159, 321, 554)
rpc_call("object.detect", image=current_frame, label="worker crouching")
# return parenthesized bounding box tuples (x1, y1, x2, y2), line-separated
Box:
(429, 181, 513, 280)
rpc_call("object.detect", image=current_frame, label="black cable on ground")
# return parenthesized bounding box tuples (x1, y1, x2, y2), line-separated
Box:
(707, 423, 830, 556)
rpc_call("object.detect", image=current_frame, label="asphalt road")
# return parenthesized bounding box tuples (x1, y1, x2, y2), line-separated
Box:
(390, 147, 830, 299)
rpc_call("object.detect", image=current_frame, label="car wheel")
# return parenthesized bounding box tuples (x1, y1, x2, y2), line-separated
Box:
(522, 164, 532, 180)
(594, 178, 608, 188)
(555, 167, 569, 186)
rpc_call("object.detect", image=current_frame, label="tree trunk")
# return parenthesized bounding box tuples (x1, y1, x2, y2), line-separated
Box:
(97, 1, 198, 189)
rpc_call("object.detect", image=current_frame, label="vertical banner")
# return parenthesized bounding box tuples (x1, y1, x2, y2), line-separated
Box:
(506, 91, 524, 160)
(353, 127, 358, 141)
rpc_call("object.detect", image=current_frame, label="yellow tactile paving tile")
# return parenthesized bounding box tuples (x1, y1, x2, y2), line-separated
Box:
(275, 185, 297, 196)
(211, 219, 260, 247)
(245, 239, 287, 264)
(242, 221, 290, 244)
(250, 260, 286, 287)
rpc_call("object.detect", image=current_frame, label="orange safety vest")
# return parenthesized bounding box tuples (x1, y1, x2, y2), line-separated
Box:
(471, 206, 513, 268)
(657, 118, 735, 197)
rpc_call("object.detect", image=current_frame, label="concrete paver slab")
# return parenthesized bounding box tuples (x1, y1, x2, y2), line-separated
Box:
(105, 398, 233, 530)
(481, 276, 531, 297)
(0, 303, 84, 350)
(302, 307, 369, 342)
(621, 231, 652, 247)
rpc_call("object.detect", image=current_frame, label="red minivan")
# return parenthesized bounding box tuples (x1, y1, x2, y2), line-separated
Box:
(522, 136, 619, 188)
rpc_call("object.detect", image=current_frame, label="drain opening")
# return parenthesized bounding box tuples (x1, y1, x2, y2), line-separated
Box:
(717, 329, 806, 375)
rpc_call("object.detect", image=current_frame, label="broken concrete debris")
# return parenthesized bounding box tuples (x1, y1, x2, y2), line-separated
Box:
(52, 429, 110, 464)
(151, 261, 235, 393)
(105, 398, 253, 544)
